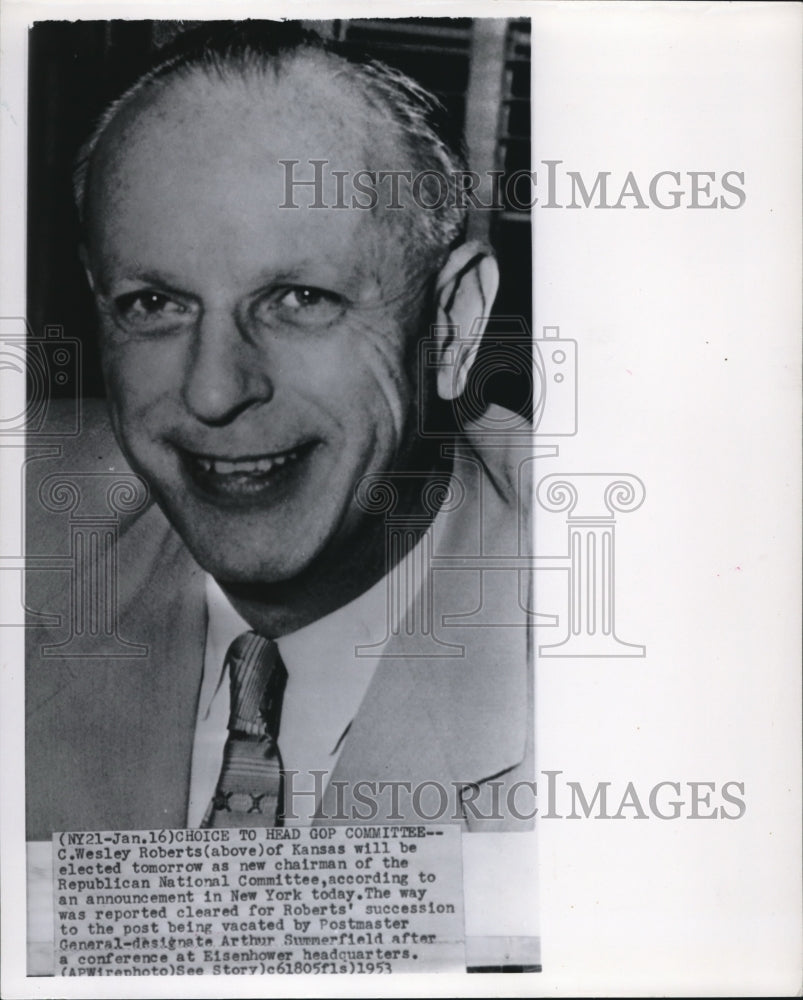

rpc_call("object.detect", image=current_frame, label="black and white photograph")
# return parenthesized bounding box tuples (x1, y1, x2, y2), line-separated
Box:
(1, 1, 801, 996)
(21, 12, 539, 980)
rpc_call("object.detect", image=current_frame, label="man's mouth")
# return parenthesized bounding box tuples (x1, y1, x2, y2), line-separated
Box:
(193, 450, 299, 475)
(179, 443, 316, 502)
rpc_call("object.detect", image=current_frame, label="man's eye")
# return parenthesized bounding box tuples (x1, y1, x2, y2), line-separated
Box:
(112, 291, 190, 330)
(253, 286, 345, 329)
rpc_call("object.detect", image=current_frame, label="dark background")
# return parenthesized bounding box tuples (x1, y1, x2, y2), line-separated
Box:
(27, 18, 532, 416)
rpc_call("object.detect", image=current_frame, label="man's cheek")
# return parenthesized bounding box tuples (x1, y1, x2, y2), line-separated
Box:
(102, 342, 177, 412)
(347, 334, 414, 443)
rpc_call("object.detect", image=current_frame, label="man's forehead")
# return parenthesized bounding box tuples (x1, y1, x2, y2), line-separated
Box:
(82, 56, 431, 312)
(91, 54, 405, 197)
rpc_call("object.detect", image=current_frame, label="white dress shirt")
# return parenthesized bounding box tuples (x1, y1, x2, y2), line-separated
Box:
(186, 518, 439, 826)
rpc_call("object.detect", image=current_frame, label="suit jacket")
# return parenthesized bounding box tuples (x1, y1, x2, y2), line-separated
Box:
(25, 401, 534, 838)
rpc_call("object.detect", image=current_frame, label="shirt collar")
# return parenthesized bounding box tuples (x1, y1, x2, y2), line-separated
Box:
(204, 515, 438, 758)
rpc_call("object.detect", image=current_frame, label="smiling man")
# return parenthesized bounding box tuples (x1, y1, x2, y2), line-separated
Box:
(26, 21, 533, 836)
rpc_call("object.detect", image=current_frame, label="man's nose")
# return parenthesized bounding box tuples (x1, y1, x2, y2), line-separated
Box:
(181, 310, 274, 425)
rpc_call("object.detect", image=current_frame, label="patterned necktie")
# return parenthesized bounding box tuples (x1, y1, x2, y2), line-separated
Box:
(203, 630, 288, 828)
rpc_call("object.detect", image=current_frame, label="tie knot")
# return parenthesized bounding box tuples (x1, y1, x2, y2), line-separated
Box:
(226, 630, 287, 738)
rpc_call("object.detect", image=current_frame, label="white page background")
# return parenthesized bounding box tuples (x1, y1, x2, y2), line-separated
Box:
(532, 3, 801, 995)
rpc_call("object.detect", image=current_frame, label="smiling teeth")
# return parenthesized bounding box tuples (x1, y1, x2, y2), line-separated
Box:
(196, 452, 297, 475)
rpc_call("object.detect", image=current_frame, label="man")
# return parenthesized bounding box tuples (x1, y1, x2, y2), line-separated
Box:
(25, 21, 534, 837)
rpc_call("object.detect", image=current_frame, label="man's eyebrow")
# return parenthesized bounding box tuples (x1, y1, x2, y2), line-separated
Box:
(248, 265, 342, 287)
(133, 270, 194, 291)
(94, 268, 194, 297)
(101, 263, 359, 292)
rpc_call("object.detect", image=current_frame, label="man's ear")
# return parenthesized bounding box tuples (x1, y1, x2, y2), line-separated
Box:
(432, 240, 499, 401)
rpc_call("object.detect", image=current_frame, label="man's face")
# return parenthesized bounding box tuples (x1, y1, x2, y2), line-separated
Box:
(84, 65, 436, 587)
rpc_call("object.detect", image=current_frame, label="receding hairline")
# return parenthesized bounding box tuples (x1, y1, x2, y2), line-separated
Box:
(76, 31, 468, 272)
(87, 47, 406, 184)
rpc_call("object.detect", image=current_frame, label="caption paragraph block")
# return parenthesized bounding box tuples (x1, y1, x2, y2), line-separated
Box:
(53, 825, 465, 976)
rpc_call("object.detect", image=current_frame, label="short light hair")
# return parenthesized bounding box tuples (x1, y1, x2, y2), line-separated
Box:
(73, 20, 468, 269)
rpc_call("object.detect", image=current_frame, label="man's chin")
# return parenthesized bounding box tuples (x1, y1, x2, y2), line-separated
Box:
(148, 473, 334, 584)
(182, 537, 322, 588)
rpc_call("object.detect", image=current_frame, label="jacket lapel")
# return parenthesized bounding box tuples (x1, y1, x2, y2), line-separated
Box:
(319, 433, 530, 825)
